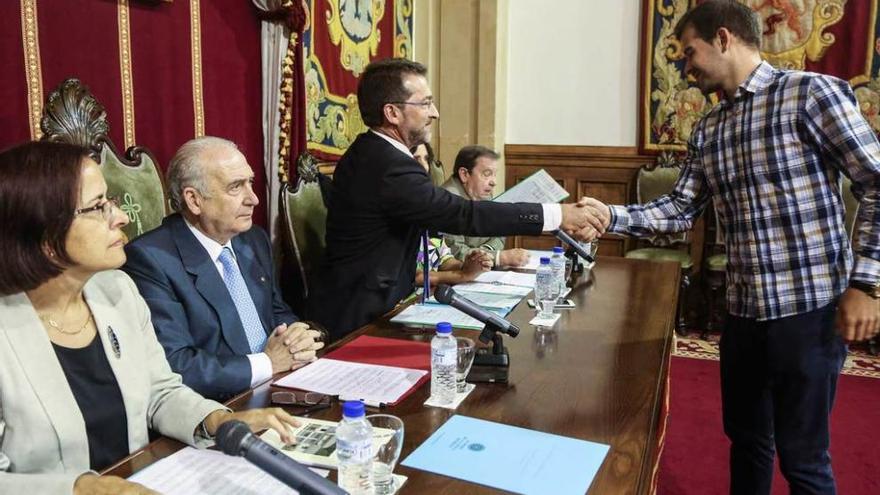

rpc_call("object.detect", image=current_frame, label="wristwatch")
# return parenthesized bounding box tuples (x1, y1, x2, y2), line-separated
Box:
(849, 280, 880, 298)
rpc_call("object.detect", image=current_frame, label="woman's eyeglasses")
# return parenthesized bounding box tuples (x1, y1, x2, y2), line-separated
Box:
(75, 197, 120, 221)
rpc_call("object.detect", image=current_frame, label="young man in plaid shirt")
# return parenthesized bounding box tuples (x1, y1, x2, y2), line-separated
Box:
(584, 1, 880, 493)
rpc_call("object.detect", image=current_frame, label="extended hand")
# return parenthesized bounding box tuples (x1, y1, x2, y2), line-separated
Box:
(560, 197, 610, 240)
(835, 288, 880, 341)
(204, 407, 301, 445)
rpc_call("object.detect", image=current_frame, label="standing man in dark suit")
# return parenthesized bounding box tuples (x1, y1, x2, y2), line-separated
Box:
(123, 137, 324, 400)
(308, 58, 608, 340)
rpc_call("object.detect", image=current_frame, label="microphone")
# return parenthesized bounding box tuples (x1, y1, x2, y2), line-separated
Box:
(553, 229, 596, 263)
(216, 420, 346, 495)
(434, 284, 520, 340)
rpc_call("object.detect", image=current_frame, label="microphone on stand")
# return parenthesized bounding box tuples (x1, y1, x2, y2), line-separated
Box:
(434, 284, 520, 340)
(553, 229, 596, 264)
(216, 420, 346, 495)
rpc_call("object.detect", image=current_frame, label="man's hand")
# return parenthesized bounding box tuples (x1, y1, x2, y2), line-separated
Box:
(204, 408, 301, 445)
(74, 474, 159, 495)
(498, 248, 530, 268)
(283, 322, 324, 370)
(264, 324, 297, 374)
(835, 288, 880, 342)
(559, 197, 610, 239)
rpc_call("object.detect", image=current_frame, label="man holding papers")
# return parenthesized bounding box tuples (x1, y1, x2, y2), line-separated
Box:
(308, 58, 608, 341)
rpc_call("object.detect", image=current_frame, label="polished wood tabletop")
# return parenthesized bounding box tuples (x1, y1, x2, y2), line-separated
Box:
(105, 256, 679, 494)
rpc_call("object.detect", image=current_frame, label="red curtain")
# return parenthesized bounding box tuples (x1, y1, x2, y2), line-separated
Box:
(0, 0, 268, 226)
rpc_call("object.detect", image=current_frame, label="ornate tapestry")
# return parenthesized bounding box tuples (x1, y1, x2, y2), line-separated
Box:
(303, 0, 413, 160)
(640, 0, 880, 152)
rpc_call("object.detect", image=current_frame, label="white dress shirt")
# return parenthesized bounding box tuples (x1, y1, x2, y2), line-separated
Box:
(184, 221, 274, 387)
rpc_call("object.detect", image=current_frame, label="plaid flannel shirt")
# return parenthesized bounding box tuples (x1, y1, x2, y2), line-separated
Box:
(610, 61, 880, 320)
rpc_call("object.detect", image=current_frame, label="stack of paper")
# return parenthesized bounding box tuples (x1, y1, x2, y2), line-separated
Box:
(274, 358, 427, 406)
(390, 302, 511, 330)
(128, 447, 328, 495)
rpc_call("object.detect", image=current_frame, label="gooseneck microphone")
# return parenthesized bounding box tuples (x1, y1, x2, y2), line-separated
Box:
(553, 229, 596, 263)
(216, 420, 345, 495)
(434, 284, 520, 339)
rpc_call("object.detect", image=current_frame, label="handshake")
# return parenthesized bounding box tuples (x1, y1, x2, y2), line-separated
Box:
(559, 197, 611, 242)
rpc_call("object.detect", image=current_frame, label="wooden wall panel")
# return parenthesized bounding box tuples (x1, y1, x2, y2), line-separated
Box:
(504, 144, 706, 267)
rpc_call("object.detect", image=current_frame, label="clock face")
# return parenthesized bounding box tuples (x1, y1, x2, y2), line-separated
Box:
(340, 0, 374, 43)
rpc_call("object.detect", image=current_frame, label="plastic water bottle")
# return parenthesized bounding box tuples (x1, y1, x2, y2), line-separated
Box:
(551, 246, 567, 302)
(336, 401, 374, 494)
(534, 257, 556, 318)
(431, 321, 457, 404)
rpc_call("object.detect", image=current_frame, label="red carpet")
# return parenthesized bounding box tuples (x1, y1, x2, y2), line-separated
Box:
(657, 356, 880, 495)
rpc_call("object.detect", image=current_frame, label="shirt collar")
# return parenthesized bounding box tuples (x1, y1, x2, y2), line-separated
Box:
(725, 61, 774, 104)
(370, 129, 414, 158)
(184, 219, 234, 262)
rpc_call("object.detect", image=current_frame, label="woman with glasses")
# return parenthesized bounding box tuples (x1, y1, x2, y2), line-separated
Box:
(0, 141, 299, 494)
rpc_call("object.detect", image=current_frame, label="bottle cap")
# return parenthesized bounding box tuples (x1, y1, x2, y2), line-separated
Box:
(540, 257, 551, 265)
(436, 321, 452, 334)
(342, 400, 365, 418)
(553, 246, 564, 254)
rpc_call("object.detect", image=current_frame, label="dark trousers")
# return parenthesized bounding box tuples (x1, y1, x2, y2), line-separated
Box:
(720, 303, 846, 495)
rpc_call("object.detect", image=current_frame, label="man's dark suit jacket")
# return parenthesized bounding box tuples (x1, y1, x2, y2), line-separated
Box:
(122, 213, 296, 400)
(308, 131, 544, 340)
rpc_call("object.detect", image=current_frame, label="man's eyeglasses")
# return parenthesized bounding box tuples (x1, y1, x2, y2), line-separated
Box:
(271, 391, 332, 407)
(75, 197, 120, 221)
(388, 99, 435, 109)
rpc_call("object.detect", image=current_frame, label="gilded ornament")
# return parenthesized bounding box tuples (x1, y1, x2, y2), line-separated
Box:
(325, 0, 386, 77)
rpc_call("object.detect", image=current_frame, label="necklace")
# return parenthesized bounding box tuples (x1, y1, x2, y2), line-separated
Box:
(41, 310, 93, 336)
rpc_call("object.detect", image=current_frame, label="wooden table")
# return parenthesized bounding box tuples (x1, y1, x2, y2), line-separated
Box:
(106, 256, 679, 494)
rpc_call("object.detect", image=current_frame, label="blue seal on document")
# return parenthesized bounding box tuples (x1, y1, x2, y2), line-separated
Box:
(468, 443, 485, 452)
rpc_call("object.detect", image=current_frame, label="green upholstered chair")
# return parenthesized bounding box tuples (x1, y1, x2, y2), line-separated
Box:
(704, 176, 860, 336)
(624, 160, 693, 334)
(40, 78, 167, 242)
(279, 152, 332, 313)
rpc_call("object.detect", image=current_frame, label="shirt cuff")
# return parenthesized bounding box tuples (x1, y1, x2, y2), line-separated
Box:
(608, 205, 630, 233)
(247, 352, 274, 388)
(850, 255, 880, 285)
(541, 203, 562, 231)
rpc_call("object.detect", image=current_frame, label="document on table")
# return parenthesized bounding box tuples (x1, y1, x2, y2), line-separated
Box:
(454, 282, 533, 296)
(474, 270, 536, 288)
(273, 358, 427, 405)
(127, 446, 328, 494)
(427, 290, 524, 311)
(402, 415, 610, 495)
(493, 169, 569, 204)
(390, 302, 511, 330)
(520, 250, 555, 270)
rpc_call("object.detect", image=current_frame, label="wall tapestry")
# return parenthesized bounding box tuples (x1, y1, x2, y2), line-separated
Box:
(640, 0, 880, 152)
(303, 0, 413, 161)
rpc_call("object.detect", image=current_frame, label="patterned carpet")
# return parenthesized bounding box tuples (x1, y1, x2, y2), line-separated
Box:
(674, 332, 880, 379)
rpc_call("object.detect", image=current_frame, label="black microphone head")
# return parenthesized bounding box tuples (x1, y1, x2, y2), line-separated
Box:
(507, 323, 520, 338)
(215, 420, 252, 456)
(434, 284, 455, 304)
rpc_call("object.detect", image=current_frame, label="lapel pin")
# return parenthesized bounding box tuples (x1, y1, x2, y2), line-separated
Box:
(107, 326, 121, 359)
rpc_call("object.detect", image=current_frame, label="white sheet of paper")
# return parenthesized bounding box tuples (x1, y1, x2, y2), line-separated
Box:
(493, 169, 569, 204)
(453, 282, 533, 296)
(390, 303, 492, 330)
(273, 359, 427, 405)
(474, 271, 536, 288)
(127, 446, 328, 494)
(520, 250, 555, 270)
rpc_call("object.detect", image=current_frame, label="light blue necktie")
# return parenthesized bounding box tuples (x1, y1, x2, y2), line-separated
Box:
(218, 247, 267, 353)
